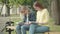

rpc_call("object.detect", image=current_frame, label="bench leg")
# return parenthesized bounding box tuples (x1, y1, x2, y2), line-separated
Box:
(8, 31, 11, 34)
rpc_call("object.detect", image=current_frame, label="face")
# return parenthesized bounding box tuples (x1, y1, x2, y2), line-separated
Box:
(21, 6, 30, 15)
(21, 8, 28, 14)
(24, 9, 29, 14)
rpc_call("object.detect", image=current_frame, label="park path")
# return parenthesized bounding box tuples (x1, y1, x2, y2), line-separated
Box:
(0, 17, 9, 32)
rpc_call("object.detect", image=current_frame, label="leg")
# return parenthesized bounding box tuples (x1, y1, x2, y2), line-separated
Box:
(36, 26, 49, 33)
(21, 25, 30, 34)
(29, 24, 48, 34)
(16, 25, 21, 34)
(29, 24, 38, 34)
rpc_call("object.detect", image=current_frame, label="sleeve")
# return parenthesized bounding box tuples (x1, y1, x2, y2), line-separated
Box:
(43, 9, 50, 23)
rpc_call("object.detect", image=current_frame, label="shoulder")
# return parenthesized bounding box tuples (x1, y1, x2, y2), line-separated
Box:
(43, 9, 48, 12)
(43, 9, 48, 13)
(42, 9, 49, 15)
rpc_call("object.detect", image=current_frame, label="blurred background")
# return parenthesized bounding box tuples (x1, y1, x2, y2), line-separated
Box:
(0, 0, 60, 34)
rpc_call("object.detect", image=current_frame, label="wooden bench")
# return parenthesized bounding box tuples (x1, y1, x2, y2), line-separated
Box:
(6, 25, 50, 34)
(6, 26, 16, 30)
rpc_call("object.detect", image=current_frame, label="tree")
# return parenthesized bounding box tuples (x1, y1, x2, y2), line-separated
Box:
(56, 0, 60, 25)
(50, 0, 60, 25)
(0, 0, 11, 16)
(0, 0, 51, 16)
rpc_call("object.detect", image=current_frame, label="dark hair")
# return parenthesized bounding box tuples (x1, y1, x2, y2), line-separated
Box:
(34, 2, 44, 9)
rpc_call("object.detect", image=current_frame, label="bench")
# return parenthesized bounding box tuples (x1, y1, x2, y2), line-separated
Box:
(5, 21, 15, 34)
(6, 26, 16, 30)
(6, 21, 50, 34)
(6, 26, 16, 34)
(6, 26, 50, 34)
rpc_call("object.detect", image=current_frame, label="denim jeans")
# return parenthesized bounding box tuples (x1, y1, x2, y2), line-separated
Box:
(16, 25, 21, 34)
(16, 24, 49, 34)
(21, 25, 30, 34)
(29, 24, 49, 34)
(16, 25, 30, 34)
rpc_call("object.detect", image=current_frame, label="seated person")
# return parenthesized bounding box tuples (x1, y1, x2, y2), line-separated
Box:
(29, 1, 50, 34)
(16, 6, 35, 34)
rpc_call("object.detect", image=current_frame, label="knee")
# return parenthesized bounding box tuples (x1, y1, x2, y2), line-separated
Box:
(21, 25, 25, 30)
(16, 25, 21, 30)
(41, 26, 49, 31)
(42, 26, 49, 29)
(30, 24, 36, 30)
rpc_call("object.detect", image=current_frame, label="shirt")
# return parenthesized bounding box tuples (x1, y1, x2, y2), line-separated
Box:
(36, 9, 49, 25)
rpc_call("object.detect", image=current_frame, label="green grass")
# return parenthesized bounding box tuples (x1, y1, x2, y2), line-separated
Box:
(48, 18, 60, 32)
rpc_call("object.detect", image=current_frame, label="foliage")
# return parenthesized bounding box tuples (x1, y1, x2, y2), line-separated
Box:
(0, 0, 51, 8)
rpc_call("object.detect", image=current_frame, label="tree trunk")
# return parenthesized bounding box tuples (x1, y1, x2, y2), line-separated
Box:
(57, 0, 60, 25)
(4, 0, 10, 16)
(51, 0, 59, 25)
(6, 5, 10, 16)
(1, 4, 7, 17)
(1, 4, 10, 17)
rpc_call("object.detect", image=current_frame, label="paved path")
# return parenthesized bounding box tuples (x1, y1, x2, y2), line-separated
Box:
(0, 17, 9, 32)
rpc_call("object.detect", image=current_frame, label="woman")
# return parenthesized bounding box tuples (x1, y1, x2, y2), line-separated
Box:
(29, 1, 50, 34)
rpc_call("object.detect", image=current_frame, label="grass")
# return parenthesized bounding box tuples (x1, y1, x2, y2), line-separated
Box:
(48, 18, 60, 32)
(49, 24, 60, 32)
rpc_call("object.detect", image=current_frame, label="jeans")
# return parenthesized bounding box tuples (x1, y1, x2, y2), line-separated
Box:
(21, 25, 30, 34)
(16, 25, 21, 34)
(16, 24, 49, 34)
(16, 25, 30, 34)
(29, 24, 49, 34)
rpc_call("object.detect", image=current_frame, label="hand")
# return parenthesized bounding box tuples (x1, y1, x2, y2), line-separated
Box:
(28, 21, 32, 24)
(24, 21, 32, 25)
